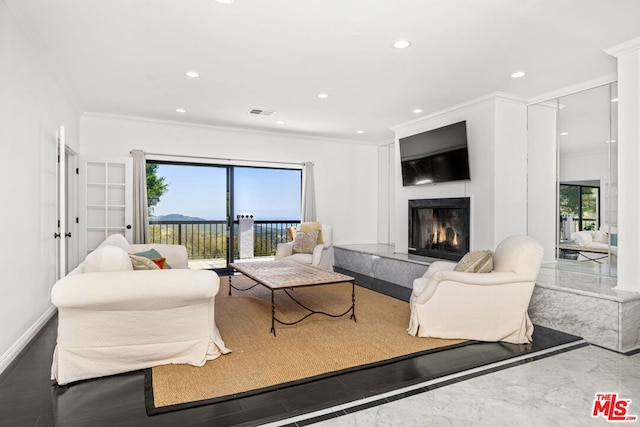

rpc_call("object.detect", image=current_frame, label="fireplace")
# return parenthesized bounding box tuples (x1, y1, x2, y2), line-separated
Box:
(408, 197, 470, 261)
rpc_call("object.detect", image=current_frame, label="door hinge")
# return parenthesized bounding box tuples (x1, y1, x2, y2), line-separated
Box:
(76, 168, 79, 174)
(76, 217, 79, 224)
(57, 219, 60, 227)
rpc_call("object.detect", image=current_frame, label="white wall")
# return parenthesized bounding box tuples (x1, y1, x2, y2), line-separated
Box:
(493, 100, 529, 244)
(377, 143, 395, 245)
(559, 151, 608, 182)
(391, 94, 528, 254)
(79, 114, 379, 246)
(527, 104, 558, 263)
(0, 1, 80, 370)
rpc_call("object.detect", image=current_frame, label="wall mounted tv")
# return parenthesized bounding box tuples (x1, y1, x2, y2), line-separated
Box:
(399, 120, 470, 186)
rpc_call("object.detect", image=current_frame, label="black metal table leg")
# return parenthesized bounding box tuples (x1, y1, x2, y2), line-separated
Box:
(350, 281, 356, 322)
(270, 290, 276, 336)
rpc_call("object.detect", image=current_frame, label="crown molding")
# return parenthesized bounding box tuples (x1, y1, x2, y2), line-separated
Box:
(390, 92, 526, 137)
(604, 36, 640, 58)
(527, 74, 617, 105)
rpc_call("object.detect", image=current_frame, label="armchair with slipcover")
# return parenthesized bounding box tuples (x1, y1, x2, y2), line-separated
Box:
(275, 222, 334, 270)
(407, 235, 544, 344)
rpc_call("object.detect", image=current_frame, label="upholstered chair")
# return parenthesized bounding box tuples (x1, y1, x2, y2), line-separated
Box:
(275, 222, 334, 270)
(407, 235, 544, 344)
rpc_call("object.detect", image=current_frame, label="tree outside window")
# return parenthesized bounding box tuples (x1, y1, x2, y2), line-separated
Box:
(559, 184, 599, 237)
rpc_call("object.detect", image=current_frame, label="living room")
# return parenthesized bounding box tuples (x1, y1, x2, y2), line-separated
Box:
(3, 1, 640, 425)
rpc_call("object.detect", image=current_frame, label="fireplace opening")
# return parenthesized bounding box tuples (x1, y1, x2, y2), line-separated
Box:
(408, 197, 470, 261)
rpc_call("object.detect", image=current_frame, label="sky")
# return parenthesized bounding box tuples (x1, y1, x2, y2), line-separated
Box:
(151, 163, 302, 220)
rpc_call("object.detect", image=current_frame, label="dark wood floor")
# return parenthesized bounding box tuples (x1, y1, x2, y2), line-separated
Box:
(0, 269, 585, 427)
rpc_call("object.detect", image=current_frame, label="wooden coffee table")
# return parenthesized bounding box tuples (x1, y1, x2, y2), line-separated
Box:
(229, 260, 356, 335)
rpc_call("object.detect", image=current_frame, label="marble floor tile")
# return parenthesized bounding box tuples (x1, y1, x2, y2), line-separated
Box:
(310, 346, 640, 427)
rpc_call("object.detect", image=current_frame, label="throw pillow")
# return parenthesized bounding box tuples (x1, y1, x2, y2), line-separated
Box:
(292, 230, 320, 254)
(298, 222, 323, 244)
(593, 230, 608, 244)
(83, 246, 134, 273)
(129, 254, 161, 270)
(131, 248, 171, 269)
(150, 257, 169, 269)
(97, 234, 132, 252)
(286, 226, 297, 242)
(454, 250, 493, 273)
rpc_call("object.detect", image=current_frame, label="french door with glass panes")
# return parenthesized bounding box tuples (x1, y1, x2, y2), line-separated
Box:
(80, 158, 133, 258)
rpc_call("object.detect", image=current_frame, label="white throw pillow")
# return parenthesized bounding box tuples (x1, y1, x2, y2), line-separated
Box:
(572, 231, 593, 246)
(593, 230, 608, 244)
(83, 245, 134, 272)
(97, 234, 132, 252)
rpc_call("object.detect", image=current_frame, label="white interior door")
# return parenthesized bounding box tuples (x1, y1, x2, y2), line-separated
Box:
(79, 157, 133, 258)
(65, 149, 79, 272)
(56, 126, 66, 279)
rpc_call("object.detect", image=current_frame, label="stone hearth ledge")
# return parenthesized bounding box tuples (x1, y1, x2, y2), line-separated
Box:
(334, 244, 640, 353)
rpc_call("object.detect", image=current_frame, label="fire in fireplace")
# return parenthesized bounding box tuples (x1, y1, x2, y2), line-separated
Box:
(408, 197, 470, 261)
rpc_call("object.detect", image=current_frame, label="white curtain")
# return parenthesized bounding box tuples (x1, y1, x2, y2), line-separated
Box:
(302, 161, 316, 222)
(132, 149, 149, 244)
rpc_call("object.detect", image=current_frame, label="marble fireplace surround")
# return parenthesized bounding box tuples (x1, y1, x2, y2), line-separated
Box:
(334, 244, 640, 353)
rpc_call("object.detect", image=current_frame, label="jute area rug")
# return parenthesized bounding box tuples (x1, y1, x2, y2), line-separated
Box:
(145, 275, 466, 415)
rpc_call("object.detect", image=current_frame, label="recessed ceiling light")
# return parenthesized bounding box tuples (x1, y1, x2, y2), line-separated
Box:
(276, 121, 285, 125)
(214, 0, 235, 4)
(511, 71, 526, 78)
(560, 132, 568, 136)
(317, 93, 329, 99)
(611, 98, 619, 103)
(176, 108, 186, 113)
(185, 70, 199, 78)
(392, 39, 411, 49)
(605, 139, 617, 143)
(356, 130, 364, 134)
(413, 108, 423, 114)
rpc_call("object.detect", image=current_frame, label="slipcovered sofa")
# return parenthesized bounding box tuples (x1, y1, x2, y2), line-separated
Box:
(570, 227, 617, 255)
(50, 234, 230, 385)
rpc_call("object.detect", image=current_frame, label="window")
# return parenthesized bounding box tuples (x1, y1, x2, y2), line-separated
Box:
(559, 184, 600, 238)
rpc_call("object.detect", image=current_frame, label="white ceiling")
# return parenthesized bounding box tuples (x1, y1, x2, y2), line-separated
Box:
(9, 0, 640, 144)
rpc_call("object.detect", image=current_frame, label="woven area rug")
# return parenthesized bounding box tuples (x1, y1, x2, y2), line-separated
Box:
(145, 275, 466, 415)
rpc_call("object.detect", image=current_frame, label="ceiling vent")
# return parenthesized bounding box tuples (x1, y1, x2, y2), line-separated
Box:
(248, 109, 275, 116)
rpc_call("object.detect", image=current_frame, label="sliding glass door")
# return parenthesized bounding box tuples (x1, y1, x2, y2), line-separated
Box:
(148, 162, 231, 271)
(147, 161, 301, 271)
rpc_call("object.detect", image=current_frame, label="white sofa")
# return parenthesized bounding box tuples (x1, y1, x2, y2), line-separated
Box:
(570, 228, 617, 255)
(50, 234, 230, 385)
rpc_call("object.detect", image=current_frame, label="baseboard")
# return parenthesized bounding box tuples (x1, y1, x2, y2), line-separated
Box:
(0, 305, 57, 377)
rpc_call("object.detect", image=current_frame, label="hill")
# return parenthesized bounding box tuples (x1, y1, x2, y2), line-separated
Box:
(151, 213, 207, 222)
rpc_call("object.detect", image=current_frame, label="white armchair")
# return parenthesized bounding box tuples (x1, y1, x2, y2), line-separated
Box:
(407, 235, 544, 344)
(275, 223, 334, 270)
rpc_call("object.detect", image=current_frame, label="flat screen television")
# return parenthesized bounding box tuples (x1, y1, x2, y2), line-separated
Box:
(399, 120, 470, 186)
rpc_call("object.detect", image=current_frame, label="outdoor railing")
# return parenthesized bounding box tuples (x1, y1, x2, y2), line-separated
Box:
(148, 219, 300, 259)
